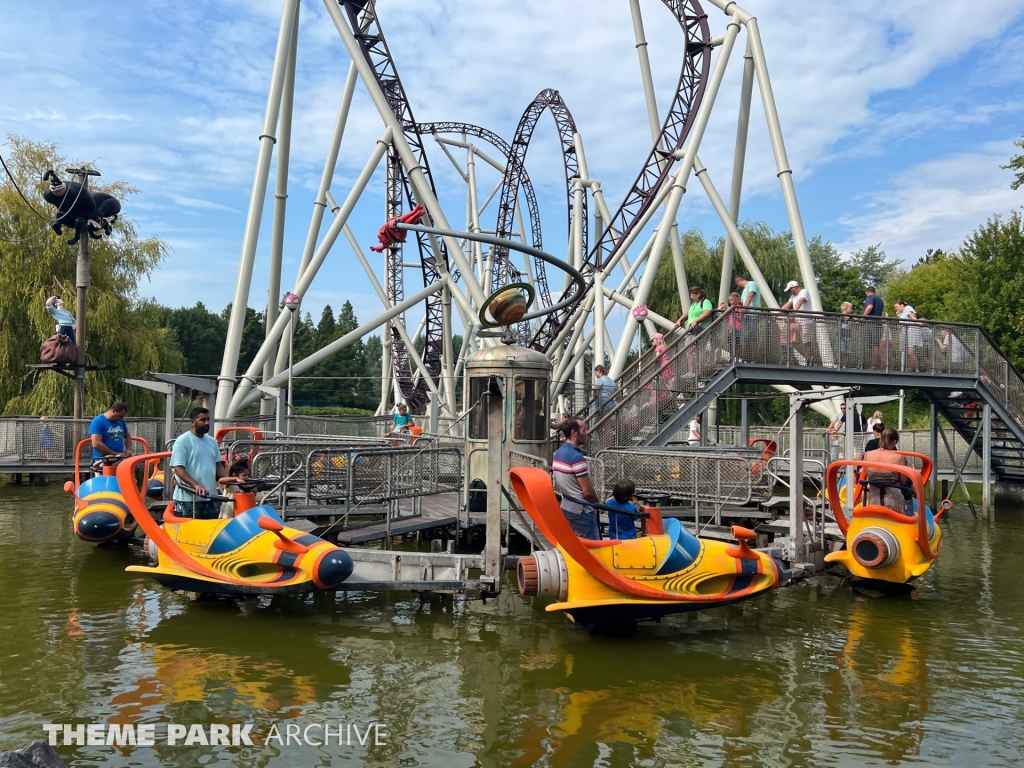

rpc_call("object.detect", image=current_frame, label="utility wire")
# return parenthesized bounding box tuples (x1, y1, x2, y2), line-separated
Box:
(0, 152, 51, 221)
(0, 170, 88, 245)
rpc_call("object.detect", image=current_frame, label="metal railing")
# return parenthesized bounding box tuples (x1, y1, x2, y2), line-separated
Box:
(0, 416, 271, 468)
(587, 307, 1018, 451)
(593, 447, 772, 507)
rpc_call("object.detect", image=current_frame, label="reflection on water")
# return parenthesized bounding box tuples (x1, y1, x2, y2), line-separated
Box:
(2, 479, 1024, 766)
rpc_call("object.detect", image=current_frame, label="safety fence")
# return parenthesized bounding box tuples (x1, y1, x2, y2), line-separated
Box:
(0, 416, 271, 468)
(0, 413, 460, 471)
(592, 447, 773, 507)
(239, 439, 463, 524)
(709, 426, 984, 474)
(587, 307, 1020, 451)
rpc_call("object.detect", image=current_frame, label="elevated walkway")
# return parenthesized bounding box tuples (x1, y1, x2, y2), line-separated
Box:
(587, 308, 1024, 482)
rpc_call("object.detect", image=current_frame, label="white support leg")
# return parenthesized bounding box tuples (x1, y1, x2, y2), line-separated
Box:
(718, 34, 754, 306)
(226, 129, 393, 417)
(262, 14, 299, 415)
(217, 0, 300, 417)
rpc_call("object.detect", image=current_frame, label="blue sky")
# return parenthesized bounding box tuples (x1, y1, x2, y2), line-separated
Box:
(2, 0, 1023, 341)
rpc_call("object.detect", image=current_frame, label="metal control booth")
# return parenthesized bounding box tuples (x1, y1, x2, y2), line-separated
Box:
(464, 345, 553, 512)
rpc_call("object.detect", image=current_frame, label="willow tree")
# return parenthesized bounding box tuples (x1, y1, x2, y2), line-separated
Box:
(0, 136, 181, 416)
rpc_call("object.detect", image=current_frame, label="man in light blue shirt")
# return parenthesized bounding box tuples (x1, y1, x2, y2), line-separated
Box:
(734, 275, 761, 308)
(734, 275, 761, 359)
(45, 295, 77, 344)
(592, 365, 616, 415)
(170, 407, 226, 519)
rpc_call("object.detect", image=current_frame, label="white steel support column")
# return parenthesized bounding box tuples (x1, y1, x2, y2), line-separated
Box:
(303, 65, 358, 280)
(441, 286, 455, 414)
(378, 325, 392, 416)
(594, 270, 605, 371)
(467, 145, 484, 286)
(262, 14, 299, 415)
(322, 0, 488, 310)
(669, 224, 690, 314)
(718, 34, 754, 306)
(692, 157, 779, 307)
(272, 62, 359, 381)
(217, 0, 300, 417)
(608, 14, 742, 379)
(571, 178, 587, 396)
(238, 280, 448, 409)
(629, 0, 664, 146)
(226, 130, 393, 417)
(746, 18, 819, 311)
(789, 397, 805, 561)
(983, 402, 993, 519)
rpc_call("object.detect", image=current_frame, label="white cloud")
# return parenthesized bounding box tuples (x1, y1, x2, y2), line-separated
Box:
(834, 140, 1023, 262)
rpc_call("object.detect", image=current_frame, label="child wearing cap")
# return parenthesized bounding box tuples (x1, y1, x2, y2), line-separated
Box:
(605, 478, 639, 540)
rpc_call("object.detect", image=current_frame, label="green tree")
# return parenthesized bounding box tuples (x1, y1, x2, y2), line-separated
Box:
(159, 302, 224, 374)
(808, 237, 865, 313)
(885, 213, 1024, 368)
(0, 136, 181, 415)
(1002, 131, 1024, 190)
(850, 244, 901, 289)
(647, 222, 861, 325)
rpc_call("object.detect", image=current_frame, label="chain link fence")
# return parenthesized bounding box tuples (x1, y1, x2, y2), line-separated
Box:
(592, 447, 772, 506)
(586, 307, 1007, 452)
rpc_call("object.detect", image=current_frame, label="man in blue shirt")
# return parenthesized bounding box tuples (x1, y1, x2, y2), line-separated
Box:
(89, 402, 131, 472)
(170, 407, 227, 519)
(592, 365, 616, 415)
(552, 418, 600, 539)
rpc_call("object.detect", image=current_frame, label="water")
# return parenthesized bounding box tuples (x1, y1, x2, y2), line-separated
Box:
(1, 480, 1022, 767)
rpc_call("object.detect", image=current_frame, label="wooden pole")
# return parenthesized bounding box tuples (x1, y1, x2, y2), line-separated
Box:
(68, 167, 100, 420)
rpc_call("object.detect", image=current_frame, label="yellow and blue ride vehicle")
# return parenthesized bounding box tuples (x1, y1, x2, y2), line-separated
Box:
(510, 467, 786, 623)
(66, 437, 151, 543)
(824, 452, 950, 585)
(116, 453, 353, 596)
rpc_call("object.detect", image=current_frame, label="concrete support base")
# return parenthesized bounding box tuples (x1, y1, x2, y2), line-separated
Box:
(995, 482, 1024, 509)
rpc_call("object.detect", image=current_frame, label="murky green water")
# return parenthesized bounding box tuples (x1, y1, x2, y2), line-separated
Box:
(1, 480, 1022, 767)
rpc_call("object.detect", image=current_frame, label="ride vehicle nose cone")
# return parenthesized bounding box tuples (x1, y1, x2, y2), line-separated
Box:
(145, 480, 164, 500)
(77, 511, 122, 541)
(316, 550, 354, 587)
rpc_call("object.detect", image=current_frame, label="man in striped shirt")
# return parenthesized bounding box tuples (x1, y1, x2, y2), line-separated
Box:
(552, 418, 600, 539)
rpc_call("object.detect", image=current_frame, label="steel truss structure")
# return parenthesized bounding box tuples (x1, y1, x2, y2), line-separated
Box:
(216, 0, 824, 422)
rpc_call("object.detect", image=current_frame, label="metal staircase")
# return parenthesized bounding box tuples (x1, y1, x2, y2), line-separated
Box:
(585, 307, 1024, 482)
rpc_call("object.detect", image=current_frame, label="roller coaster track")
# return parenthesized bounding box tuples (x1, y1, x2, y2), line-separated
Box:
(491, 90, 585, 296)
(340, 0, 446, 413)
(528, 0, 712, 352)
(416, 121, 549, 305)
(342, 0, 710, 373)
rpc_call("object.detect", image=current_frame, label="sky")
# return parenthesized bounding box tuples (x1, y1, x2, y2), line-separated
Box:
(2, 0, 1024, 345)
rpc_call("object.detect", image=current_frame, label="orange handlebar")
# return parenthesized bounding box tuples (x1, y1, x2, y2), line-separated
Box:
(824, 460, 935, 559)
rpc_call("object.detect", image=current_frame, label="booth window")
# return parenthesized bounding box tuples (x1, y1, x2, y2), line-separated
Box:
(467, 377, 490, 440)
(513, 377, 548, 442)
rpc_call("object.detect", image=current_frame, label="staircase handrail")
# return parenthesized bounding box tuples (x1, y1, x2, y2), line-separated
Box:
(589, 306, 739, 435)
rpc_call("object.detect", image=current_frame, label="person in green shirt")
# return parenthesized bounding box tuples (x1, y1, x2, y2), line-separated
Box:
(672, 286, 715, 376)
(673, 286, 714, 333)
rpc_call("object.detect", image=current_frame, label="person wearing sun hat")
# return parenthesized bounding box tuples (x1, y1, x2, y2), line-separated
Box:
(780, 280, 813, 363)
